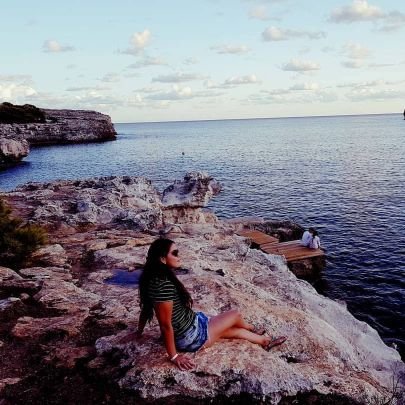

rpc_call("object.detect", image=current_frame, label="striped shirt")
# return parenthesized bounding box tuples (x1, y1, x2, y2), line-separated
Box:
(148, 277, 195, 336)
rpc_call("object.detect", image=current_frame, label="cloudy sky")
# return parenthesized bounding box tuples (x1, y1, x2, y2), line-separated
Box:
(1, 0, 405, 122)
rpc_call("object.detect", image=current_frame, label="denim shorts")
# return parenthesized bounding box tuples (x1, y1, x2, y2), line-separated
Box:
(175, 312, 210, 352)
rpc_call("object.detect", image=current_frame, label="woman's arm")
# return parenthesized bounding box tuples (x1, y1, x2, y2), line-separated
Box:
(154, 301, 194, 370)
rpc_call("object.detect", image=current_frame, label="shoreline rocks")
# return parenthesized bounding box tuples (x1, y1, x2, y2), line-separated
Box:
(0, 104, 117, 169)
(0, 173, 404, 404)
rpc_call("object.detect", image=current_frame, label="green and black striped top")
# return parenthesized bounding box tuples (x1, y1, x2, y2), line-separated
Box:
(148, 277, 195, 336)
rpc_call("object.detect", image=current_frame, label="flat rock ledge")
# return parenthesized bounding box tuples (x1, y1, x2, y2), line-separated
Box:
(0, 173, 404, 404)
(0, 107, 116, 168)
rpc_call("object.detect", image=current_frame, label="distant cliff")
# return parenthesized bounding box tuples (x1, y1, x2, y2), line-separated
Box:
(0, 103, 117, 168)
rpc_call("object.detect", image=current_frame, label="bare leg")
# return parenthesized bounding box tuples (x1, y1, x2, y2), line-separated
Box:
(220, 327, 267, 346)
(206, 309, 263, 347)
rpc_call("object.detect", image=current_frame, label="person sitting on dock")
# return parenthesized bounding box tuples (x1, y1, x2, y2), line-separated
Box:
(301, 227, 315, 247)
(134, 238, 287, 370)
(309, 230, 321, 249)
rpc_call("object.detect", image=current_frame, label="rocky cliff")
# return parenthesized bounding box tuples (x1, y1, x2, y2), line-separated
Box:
(0, 173, 404, 404)
(0, 103, 117, 168)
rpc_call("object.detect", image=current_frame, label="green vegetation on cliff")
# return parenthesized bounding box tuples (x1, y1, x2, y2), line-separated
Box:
(0, 198, 47, 268)
(0, 102, 46, 124)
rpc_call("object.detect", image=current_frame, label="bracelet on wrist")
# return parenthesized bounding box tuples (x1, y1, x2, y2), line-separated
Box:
(170, 353, 179, 362)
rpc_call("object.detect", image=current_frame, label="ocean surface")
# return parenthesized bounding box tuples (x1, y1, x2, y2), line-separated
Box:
(1, 114, 404, 356)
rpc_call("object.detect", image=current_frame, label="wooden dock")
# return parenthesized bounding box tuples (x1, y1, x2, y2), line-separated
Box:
(237, 229, 324, 262)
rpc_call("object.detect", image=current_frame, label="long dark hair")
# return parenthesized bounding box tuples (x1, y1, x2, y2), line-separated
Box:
(139, 238, 193, 323)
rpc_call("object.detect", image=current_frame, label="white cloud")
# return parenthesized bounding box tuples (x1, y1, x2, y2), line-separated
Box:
(146, 85, 193, 100)
(368, 62, 396, 68)
(183, 57, 199, 65)
(0, 74, 32, 84)
(281, 59, 320, 71)
(249, 6, 270, 20)
(343, 42, 371, 59)
(73, 91, 123, 108)
(322, 46, 335, 53)
(289, 82, 319, 91)
(342, 60, 364, 69)
(0, 83, 37, 100)
(251, 87, 337, 104)
(66, 85, 110, 92)
(42, 40, 75, 53)
(99, 73, 120, 83)
(152, 73, 204, 83)
(224, 75, 259, 85)
(211, 44, 251, 55)
(329, 0, 385, 23)
(262, 26, 326, 41)
(341, 42, 371, 68)
(0, 75, 36, 101)
(346, 88, 405, 101)
(205, 75, 260, 89)
(379, 10, 405, 32)
(337, 79, 405, 88)
(127, 56, 167, 69)
(119, 29, 151, 55)
(143, 85, 221, 101)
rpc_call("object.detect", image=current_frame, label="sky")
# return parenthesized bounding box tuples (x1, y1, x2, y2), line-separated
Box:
(1, 0, 405, 123)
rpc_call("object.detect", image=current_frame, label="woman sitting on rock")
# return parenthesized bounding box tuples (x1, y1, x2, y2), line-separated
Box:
(135, 238, 287, 370)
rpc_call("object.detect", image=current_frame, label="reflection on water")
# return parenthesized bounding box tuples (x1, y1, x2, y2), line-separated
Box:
(1, 114, 404, 357)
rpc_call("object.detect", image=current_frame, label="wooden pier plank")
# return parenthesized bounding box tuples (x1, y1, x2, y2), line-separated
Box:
(236, 229, 324, 263)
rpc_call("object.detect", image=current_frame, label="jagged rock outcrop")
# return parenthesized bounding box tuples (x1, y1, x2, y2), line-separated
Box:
(0, 138, 30, 168)
(0, 174, 403, 404)
(162, 172, 222, 208)
(4, 172, 221, 231)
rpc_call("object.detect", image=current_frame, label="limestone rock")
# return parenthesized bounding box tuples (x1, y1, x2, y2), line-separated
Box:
(7, 176, 163, 229)
(0, 297, 25, 321)
(30, 244, 69, 267)
(32, 278, 100, 314)
(12, 313, 89, 340)
(0, 174, 403, 404)
(44, 345, 95, 369)
(91, 234, 404, 404)
(0, 266, 23, 282)
(162, 172, 222, 208)
(19, 266, 73, 282)
(0, 137, 29, 167)
(0, 378, 21, 393)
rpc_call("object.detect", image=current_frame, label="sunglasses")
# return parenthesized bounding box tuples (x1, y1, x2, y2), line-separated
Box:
(170, 249, 179, 257)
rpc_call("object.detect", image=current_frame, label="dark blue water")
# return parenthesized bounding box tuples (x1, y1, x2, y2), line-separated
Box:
(1, 114, 404, 355)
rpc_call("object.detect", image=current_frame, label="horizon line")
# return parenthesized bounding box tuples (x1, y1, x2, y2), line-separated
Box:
(114, 111, 400, 125)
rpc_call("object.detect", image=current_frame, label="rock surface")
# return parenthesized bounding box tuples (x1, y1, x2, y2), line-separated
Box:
(0, 174, 403, 404)
(0, 138, 30, 168)
(162, 172, 222, 207)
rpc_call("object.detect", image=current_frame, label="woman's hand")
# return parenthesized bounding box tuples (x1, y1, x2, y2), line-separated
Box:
(171, 354, 195, 371)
